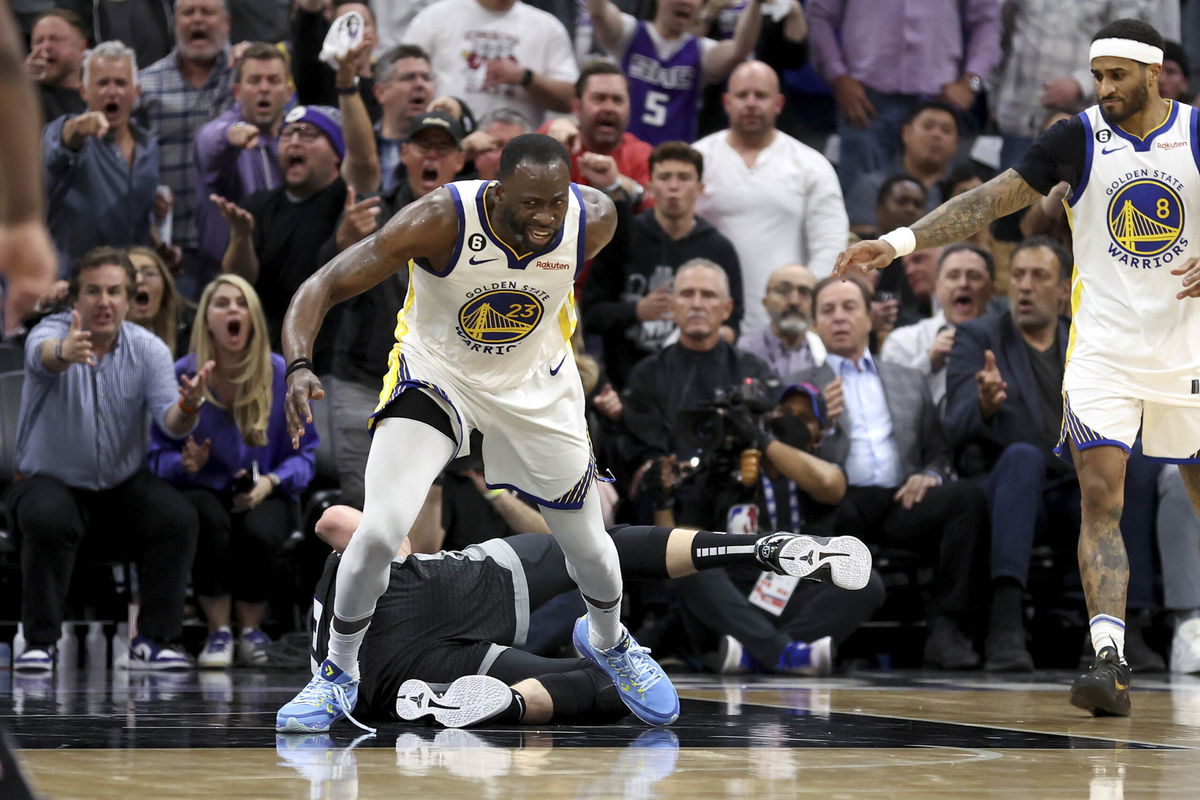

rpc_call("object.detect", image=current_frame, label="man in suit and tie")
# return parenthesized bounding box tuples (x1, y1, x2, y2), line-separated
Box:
(944, 236, 1163, 673)
(792, 274, 989, 669)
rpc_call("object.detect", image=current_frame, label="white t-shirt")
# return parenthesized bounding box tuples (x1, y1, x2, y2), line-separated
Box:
(692, 129, 849, 337)
(406, 0, 580, 126)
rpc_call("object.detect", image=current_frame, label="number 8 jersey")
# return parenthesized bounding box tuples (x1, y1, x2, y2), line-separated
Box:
(387, 179, 586, 393)
(1016, 100, 1200, 404)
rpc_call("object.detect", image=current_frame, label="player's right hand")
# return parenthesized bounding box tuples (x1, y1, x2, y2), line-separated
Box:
(834, 239, 896, 278)
(285, 368, 324, 449)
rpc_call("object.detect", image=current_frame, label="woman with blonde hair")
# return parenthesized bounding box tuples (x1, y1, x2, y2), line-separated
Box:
(124, 246, 193, 357)
(150, 275, 318, 668)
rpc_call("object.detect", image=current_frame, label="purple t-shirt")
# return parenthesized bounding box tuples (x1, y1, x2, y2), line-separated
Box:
(621, 21, 702, 145)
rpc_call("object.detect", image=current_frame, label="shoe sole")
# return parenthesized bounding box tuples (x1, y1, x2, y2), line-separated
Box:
(1068, 679, 1131, 717)
(13, 663, 54, 673)
(572, 619, 680, 726)
(395, 676, 511, 728)
(277, 716, 332, 734)
(776, 535, 872, 591)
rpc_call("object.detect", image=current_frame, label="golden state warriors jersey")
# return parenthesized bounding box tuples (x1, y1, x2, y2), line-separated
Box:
(389, 179, 585, 392)
(1064, 101, 1200, 403)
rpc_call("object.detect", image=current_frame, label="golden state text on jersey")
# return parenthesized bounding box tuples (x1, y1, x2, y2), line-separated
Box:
(387, 179, 587, 392)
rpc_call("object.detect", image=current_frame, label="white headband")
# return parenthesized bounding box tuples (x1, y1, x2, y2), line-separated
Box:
(1090, 38, 1164, 65)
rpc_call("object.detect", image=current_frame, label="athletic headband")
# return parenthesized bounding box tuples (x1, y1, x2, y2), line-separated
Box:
(1089, 38, 1164, 65)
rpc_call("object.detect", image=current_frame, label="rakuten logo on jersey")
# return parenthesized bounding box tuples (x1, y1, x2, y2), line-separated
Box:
(534, 260, 571, 271)
(1158, 141, 1187, 150)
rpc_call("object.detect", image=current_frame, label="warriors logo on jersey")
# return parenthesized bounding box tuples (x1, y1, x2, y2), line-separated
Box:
(457, 288, 545, 346)
(1105, 177, 1185, 264)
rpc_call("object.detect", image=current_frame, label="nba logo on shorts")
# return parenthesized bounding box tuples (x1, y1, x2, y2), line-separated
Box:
(726, 504, 759, 535)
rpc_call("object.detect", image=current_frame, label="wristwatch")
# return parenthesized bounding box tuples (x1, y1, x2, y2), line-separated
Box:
(965, 73, 982, 94)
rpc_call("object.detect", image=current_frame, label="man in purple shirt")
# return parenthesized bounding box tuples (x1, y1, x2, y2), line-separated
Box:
(586, 0, 762, 144)
(194, 44, 292, 270)
(808, 0, 1001, 193)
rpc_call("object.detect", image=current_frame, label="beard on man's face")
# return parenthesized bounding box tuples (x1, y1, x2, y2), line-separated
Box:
(1099, 78, 1150, 125)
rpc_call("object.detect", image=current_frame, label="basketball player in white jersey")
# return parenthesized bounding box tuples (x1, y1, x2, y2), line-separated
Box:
(836, 19, 1200, 718)
(273, 134, 680, 733)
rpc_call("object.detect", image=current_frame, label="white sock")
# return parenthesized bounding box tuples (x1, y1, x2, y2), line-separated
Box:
(1090, 614, 1126, 662)
(326, 617, 371, 680)
(584, 597, 623, 651)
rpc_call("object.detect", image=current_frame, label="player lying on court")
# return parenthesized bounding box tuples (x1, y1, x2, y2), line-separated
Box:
(277, 134, 686, 731)
(306, 504, 872, 729)
(836, 19, 1200, 718)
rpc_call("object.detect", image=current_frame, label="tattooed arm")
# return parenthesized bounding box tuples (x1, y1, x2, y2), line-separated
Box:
(834, 169, 1044, 276)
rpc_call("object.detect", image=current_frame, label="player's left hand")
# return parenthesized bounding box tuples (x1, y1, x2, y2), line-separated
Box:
(893, 473, 939, 509)
(1172, 257, 1200, 299)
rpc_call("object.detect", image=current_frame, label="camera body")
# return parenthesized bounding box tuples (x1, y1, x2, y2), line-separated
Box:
(673, 377, 780, 464)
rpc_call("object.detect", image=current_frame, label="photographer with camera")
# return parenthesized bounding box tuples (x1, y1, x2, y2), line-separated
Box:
(150, 276, 318, 669)
(621, 259, 884, 674)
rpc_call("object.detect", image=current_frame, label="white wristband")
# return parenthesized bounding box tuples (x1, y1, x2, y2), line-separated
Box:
(879, 227, 916, 258)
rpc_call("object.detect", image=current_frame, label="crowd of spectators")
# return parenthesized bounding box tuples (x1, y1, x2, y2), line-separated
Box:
(5, 0, 1200, 679)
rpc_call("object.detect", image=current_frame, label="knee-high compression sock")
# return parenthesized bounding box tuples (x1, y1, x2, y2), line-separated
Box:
(609, 526, 793, 576)
(687, 530, 770, 571)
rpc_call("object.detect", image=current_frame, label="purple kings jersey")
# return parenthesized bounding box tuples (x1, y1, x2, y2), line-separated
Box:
(621, 21, 702, 145)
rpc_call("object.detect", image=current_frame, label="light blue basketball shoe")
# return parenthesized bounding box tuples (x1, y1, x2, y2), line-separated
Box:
(276, 659, 375, 734)
(572, 616, 679, 726)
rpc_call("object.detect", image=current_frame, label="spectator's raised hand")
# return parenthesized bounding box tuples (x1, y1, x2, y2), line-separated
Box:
(579, 152, 619, 189)
(62, 111, 111, 149)
(181, 436, 212, 474)
(24, 50, 47, 81)
(462, 129, 499, 162)
(544, 117, 581, 154)
(975, 349, 1007, 417)
(60, 309, 96, 366)
(285, 365, 324, 449)
(179, 360, 215, 412)
(333, 38, 372, 82)
(227, 122, 261, 150)
(226, 40, 253, 69)
(870, 295, 899, 337)
(335, 186, 382, 251)
(210, 194, 255, 238)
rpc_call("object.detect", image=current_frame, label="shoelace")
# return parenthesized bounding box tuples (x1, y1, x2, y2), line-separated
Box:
(292, 677, 378, 734)
(607, 644, 664, 691)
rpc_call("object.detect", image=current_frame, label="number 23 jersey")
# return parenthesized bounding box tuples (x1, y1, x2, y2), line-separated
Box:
(389, 179, 586, 393)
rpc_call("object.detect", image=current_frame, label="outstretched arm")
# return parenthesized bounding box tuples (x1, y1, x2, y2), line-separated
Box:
(835, 168, 1043, 275)
(281, 188, 459, 444)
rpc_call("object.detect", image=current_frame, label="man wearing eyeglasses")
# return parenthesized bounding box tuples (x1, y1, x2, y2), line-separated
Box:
(738, 263, 825, 378)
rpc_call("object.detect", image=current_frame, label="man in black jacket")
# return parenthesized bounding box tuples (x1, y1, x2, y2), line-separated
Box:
(582, 141, 743, 389)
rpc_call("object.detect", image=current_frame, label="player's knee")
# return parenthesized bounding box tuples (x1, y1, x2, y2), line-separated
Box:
(314, 505, 361, 552)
